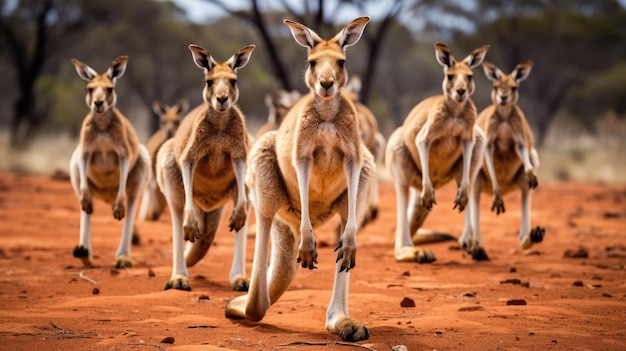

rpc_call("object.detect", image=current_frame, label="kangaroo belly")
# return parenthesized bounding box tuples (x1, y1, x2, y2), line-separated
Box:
(192, 153, 236, 210)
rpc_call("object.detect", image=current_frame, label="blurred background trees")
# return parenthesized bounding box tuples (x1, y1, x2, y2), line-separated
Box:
(1, 0, 625, 179)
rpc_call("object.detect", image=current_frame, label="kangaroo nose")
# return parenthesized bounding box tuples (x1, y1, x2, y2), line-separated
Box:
(320, 79, 334, 90)
(456, 88, 466, 96)
(94, 101, 104, 107)
(217, 95, 228, 104)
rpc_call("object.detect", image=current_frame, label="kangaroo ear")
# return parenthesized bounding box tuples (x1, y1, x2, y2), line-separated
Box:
(152, 101, 167, 116)
(71, 58, 98, 82)
(512, 61, 533, 82)
(228, 45, 255, 71)
(434, 43, 455, 68)
(284, 19, 323, 49)
(189, 44, 217, 71)
(336, 16, 369, 49)
(463, 45, 490, 69)
(481, 61, 501, 82)
(107, 56, 128, 81)
(174, 99, 189, 116)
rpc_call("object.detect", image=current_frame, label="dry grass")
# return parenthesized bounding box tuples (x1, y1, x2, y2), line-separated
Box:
(0, 130, 77, 175)
(538, 112, 626, 184)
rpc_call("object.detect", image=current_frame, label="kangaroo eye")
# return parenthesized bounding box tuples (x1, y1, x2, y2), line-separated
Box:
(338, 60, 345, 68)
(308, 60, 316, 68)
(467, 75, 473, 82)
(447, 75, 454, 81)
(106, 87, 113, 94)
(230, 79, 237, 87)
(87, 88, 94, 94)
(206, 80, 213, 87)
(511, 87, 517, 93)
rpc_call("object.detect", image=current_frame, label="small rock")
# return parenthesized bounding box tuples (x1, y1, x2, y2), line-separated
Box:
(110, 269, 120, 276)
(563, 247, 588, 258)
(198, 295, 210, 301)
(401, 271, 410, 277)
(506, 299, 527, 305)
(148, 268, 155, 277)
(391, 345, 408, 351)
(160, 336, 175, 344)
(92, 288, 100, 295)
(572, 280, 584, 287)
(509, 267, 517, 273)
(602, 293, 612, 298)
(463, 292, 477, 298)
(400, 297, 415, 307)
(500, 278, 522, 285)
(458, 306, 485, 312)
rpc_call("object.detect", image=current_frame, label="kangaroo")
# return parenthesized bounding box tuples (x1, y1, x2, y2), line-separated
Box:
(254, 89, 301, 139)
(225, 17, 374, 342)
(385, 43, 489, 263)
(459, 61, 544, 260)
(69, 56, 150, 268)
(138, 99, 189, 221)
(156, 44, 255, 291)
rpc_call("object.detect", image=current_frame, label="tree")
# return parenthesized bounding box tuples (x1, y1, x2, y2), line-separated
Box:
(0, 0, 83, 146)
(201, 0, 410, 105)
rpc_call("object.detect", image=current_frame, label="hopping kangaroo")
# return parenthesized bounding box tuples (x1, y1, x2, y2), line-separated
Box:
(459, 61, 544, 260)
(138, 99, 189, 221)
(70, 56, 150, 268)
(385, 43, 489, 263)
(225, 17, 374, 342)
(156, 44, 255, 291)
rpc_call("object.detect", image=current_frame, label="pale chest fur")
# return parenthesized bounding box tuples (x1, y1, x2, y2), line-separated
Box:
(82, 112, 136, 182)
(277, 95, 361, 209)
(176, 107, 248, 205)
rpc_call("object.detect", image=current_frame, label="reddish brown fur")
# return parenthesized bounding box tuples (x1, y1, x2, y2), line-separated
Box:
(69, 56, 149, 268)
(156, 44, 254, 292)
(139, 100, 188, 221)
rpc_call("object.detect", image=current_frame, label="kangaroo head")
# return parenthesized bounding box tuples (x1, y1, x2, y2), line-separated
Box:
(435, 43, 489, 104)
(71, 56, 128, 114)
(482, 61, 533, 107)
(152, 99, 189, 139)
(284, 16, 369, 100)
(189, 44, 255, 112)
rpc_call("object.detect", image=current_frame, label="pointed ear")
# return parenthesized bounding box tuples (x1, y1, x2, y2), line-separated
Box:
(227, 44, 255, 71)
(512, 61, 533, 82)
(434, 43, 455, 68)
(189, 44, 217, 71)
(463, 45, 490, 69)
(481, 61, 501, 82)
(336, 16, 369, 49)
(284, 19, 323, 49)
(152, 101, 167, 116)
(174, 99, 189, 116)
(107, 56, 128, 81)
(71, 58, 98, 81)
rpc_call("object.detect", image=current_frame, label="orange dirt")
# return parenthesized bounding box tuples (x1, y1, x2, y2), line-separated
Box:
(0, 171, 625, 350)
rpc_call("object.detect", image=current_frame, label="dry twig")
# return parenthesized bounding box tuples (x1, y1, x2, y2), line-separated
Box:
(276, 340, 378, 350)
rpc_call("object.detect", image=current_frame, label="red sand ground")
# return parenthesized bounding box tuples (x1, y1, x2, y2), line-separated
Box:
(0, 171, 625, 351)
